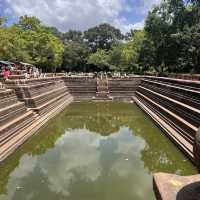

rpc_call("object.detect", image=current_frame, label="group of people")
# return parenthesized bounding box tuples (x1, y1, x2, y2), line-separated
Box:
(0, 63, 41, 80)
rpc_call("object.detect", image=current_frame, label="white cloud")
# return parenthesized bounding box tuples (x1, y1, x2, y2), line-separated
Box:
(132, 0, 162, 14)
(5, 0, 161, 33)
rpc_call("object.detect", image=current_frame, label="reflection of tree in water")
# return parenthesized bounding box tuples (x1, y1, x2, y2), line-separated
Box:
(62, 102, 136, 135)
(127, 115, 197, 175)
(0, 102, 197, 195)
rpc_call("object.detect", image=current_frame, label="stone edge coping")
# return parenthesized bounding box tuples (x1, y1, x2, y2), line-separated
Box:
(145, 76, 200, 86)
(153, 173, 200, 200)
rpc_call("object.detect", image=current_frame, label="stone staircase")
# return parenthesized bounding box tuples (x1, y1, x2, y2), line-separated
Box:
(0, 89, 36, 161)
(0, 77, 74, 162)
(6, 77, 73, 115)
(133, 77, 200, 162)
(95, 74, 112, 101)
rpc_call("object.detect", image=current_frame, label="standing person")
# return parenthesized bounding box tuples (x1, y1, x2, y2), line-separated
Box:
(3, 67, 11, 80)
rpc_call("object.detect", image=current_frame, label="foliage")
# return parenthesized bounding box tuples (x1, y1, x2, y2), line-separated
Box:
(1, 0, 200, 74)
(62, 42, 89, 72)
(84, 23, 123, 52)
(0, 15, 64, 72)
(87, 49, 110, 71)
(62, 30, 83, 43)
(120, 31, 145, 72)
(141, 0, 200, 73)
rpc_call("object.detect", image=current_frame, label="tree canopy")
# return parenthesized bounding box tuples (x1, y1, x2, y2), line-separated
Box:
(1, 0, 200, 73)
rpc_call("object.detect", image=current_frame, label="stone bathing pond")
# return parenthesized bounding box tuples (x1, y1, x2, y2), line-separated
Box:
(0, 102, 198, 200)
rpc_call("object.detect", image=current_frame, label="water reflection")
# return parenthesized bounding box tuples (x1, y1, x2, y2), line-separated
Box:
(0, 102, 197, 200)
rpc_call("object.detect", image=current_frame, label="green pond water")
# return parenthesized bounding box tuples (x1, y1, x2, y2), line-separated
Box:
(0, 102, 197, 200)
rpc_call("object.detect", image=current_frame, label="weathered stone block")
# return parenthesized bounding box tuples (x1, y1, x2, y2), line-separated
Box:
(153, 173, 200, 200)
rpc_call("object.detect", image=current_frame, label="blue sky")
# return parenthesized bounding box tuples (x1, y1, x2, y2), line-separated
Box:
(0, 0, 162, 33)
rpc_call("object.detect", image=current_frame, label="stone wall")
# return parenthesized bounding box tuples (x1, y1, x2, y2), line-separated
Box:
(63, 76, 97, 101)
(63, 76, 142, 101)
(108, 76, 142, 100)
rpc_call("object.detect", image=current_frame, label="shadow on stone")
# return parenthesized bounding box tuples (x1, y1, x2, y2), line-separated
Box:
(176, 182, 200, 200)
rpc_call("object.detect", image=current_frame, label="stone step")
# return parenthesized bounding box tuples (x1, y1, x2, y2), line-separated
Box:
(32, 92, 71, 115)
(32, 88, 69, 108)
(38, 94, 73, 115)
(143, 79, 200, 107)
(142, 85, 200, 113)
(146, 77, 200, 91)
(138, 86, 200, 128)
(0, 111, 36, 146)
(0, 110, 34, 136)
(14, 81, 57, 98)
(135, 91, 196, 144)
(134, 95, 194, 161)
(144, 79, 200, 96)
(71, 92, 96, 96)
(137, 94, 195, 145)
(0, 96, 18, 108)
(23, 86, 68, 108)
(0, 89, 14, 98)
(0, 102, 27, 125)
(14, 81, 66, 99)
(0, 95, 73, 162)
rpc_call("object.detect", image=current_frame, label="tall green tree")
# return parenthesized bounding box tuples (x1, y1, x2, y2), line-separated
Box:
(63, 30, 83, 43)
(120, 31, 145, 72)
(87, 49, 110, 71)
(0, 15, 64, 71)
(84, 23, 123, 52)
(62, 42, 89, 72)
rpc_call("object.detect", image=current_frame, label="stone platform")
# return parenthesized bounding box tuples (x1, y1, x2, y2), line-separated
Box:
(153, 173, 200, 200)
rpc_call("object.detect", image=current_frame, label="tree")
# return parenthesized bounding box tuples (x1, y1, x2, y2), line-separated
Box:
(0, 15, 64, 71)
(145, 2, 172, 72)
(62, 42, 89, 72)
(16, 16, 64, 71)
(172, 24, 200, 73)
(62, 30, 83, 43)
(109, 43, 125, 71)
(87, 49, 110, 71)
(84, 23, 123, 52)
(141, 0, 200, 73)
(18, 15, 41, 31)
(0, 17, 6, 27)
(138, 38, 157, 72)
(44, 26, 63, 40)
(120, 31, 145, 72)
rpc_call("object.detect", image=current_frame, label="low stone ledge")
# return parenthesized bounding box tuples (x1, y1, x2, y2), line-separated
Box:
(153, 173, 200, 200)
(194, 128, 200, 172)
